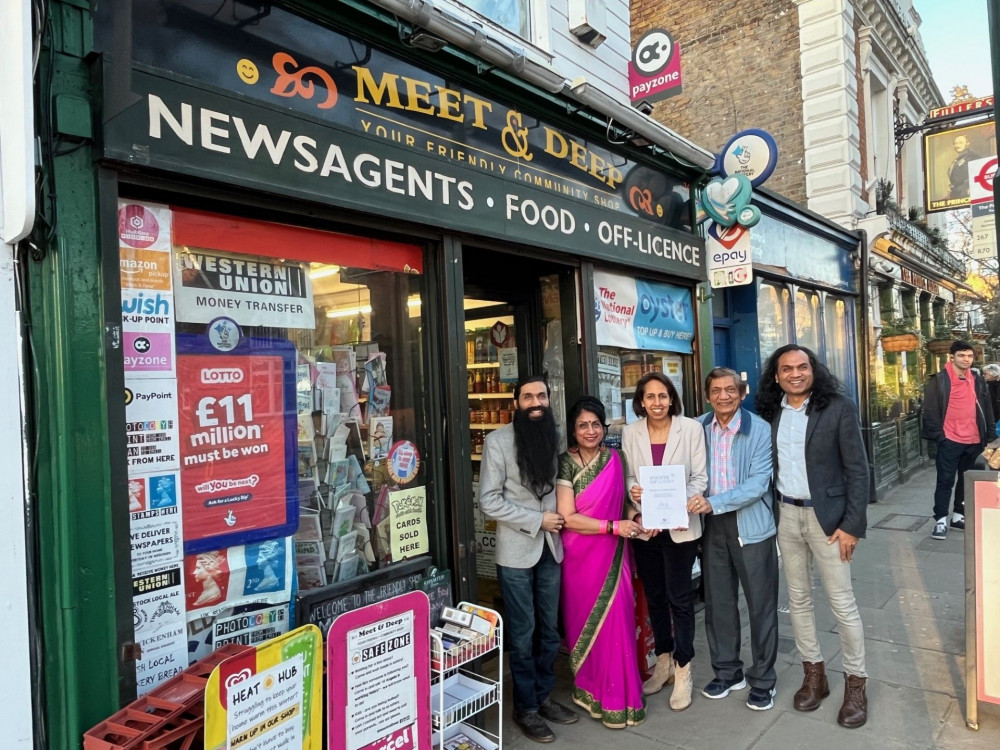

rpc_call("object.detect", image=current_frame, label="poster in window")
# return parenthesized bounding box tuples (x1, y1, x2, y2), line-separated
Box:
(176, 334, 298, 553)
(133, 564, 188, 696)
(129, 471, 184, 571)
(184, 537, 294, 618)
(125, 378, 180, 472)
(172, 246, 315, 329)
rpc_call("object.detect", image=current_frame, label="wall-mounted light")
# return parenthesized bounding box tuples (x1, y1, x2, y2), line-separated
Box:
(308, 264, 340, 279)
(401, 27, 448, 53)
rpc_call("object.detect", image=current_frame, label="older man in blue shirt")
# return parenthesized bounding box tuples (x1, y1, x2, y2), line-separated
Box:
(692, 368, 778, 711)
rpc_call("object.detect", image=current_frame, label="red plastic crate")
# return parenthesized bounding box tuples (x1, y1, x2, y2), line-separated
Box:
(83, 644, 251, 750)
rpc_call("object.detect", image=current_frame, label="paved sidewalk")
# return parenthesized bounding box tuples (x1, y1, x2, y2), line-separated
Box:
(495, 464, 1000, 749)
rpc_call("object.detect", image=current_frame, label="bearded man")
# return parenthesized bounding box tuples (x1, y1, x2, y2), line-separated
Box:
(480, 375, 578, 743)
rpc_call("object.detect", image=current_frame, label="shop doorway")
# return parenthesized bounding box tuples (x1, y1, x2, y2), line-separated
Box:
(459, 247, 583, 608)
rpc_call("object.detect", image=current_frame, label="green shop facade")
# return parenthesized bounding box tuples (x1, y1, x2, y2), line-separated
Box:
(31, 0, 713, 743)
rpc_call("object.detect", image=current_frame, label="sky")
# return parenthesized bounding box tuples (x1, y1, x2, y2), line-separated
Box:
(916, 0, 993, 100)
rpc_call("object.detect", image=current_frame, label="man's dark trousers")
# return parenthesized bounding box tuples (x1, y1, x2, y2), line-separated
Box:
(934, 438, 981, 519)
(703, 512, 779, 689)
(496, 544, 561, 714)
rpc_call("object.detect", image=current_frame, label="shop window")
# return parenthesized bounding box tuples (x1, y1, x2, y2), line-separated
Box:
(757, 281, 790, 363)
(825, 297, 849, 383)
(458, 0, 532, 40)
(118, 201, 430, 693)
(795, 289, 820, 352)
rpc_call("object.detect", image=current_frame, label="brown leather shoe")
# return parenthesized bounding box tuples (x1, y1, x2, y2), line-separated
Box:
(837, 674, 868, 728)
(793, 661, 830, 711)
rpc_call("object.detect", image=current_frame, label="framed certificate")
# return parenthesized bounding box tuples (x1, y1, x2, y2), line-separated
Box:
(638, 465, 689, 529)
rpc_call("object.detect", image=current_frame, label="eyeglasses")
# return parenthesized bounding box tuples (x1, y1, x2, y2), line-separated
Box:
(709, 387, 740, 396)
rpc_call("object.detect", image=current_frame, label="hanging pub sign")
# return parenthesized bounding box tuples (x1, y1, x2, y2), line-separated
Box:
(924, 121, 996, 213)
(101, 0, 705, 281)
(176, 334, 298, 553)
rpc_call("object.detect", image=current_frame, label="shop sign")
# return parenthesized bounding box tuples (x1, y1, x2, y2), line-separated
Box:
(173, 246, 315, 330)
(326, 591, 431, 750)
(969, 156, 997, 260)
(924, 121, 995, 213)
(297, 558, 428, 633)
(593, 269, 694, 353)
(715, 129, 779, 188)
(133, 564, 188, 695)
(129, 471, 184, 571)
(176, 335, 298, 552)
(929, 96, 994, 120)
(125, 378, 180, 472)
(204, 624, 324, 750)
(184, 537, 294, 619)
(628, 29, 683, 104)
(706, 223, 753, 288)
(212, 603, 290, 650)
(103, 69, 705, 280)
(388, 486, 428, 560)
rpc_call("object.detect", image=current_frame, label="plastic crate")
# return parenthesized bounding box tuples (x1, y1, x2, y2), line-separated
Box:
(83, 644, 251, 750)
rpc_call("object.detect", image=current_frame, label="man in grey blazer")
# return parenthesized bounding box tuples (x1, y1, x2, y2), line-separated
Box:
(755, 345, 869, 729)
(480, 375, 577, 743)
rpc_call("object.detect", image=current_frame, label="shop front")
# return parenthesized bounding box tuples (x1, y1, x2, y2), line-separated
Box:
(711, 190, 863, 405)
(31, 0, 708, 741)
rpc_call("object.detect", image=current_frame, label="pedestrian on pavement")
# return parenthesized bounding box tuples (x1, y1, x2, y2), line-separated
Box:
(921, 340, 996, 540)
(556, 396, 647, 729)
(756, 345, 870, 729)
(981, 363, 1000, 432)
(622, 372, 708, 712)
(480, 375, 579, 743)
(694, 368, 779, 712)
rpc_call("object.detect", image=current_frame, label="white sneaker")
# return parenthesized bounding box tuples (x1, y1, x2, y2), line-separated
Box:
(931, 518, 947, 540)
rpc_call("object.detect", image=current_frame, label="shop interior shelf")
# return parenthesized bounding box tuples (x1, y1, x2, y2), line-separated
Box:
(467, 393, 512, 399)
(467, 362, 500, 369)
(468, 423, 504, 431)
(471, 455, 482, 462)
(431, 671, 500, 729)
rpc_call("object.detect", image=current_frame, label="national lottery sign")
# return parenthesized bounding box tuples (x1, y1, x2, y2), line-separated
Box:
(593, 269, 695, 353)
(176, 334, 298, 553)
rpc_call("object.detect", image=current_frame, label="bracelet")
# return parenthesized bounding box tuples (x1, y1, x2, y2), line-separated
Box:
(605, 520, 613, 535)
(613, 521, 620, 536)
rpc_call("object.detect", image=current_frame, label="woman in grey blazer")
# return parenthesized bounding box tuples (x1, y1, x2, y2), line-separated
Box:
(622, 372, 708, 712)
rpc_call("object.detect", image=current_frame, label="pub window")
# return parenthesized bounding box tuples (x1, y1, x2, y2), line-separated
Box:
(458, 0, 532, 40)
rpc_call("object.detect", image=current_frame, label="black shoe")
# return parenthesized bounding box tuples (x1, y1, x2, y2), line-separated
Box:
(513, 712, 555, 743)
(539, 697, 579, 724)
(951, 516, 965, 530)
(702, 675, 748, 699)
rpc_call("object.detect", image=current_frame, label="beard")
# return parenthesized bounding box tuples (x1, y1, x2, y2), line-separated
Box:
(512, 405, 558, 499)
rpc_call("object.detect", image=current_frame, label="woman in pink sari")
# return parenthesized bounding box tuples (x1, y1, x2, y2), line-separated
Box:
(556, 396, 647, 729)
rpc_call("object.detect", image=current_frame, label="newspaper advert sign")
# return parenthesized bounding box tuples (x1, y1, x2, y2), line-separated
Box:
(129, 471, 183, 571)
(327, 591, 431, 750)
(173, 246, 315, 329)
(706, 222, 753, 288)
(133, 564, 188, 695)
(177, 335, 298, 552)
(126, 379, 180, 472)
(968, 156, 997, 260)
(204, 624, 324, 750)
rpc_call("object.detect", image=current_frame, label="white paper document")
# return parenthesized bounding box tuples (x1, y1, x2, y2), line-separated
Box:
(638, 464, 689, 529)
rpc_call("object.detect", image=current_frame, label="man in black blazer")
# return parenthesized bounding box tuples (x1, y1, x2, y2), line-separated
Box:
(756, 345, 869, 729)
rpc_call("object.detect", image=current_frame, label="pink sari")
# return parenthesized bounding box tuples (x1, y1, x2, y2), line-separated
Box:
(558, 448, 646, 728)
